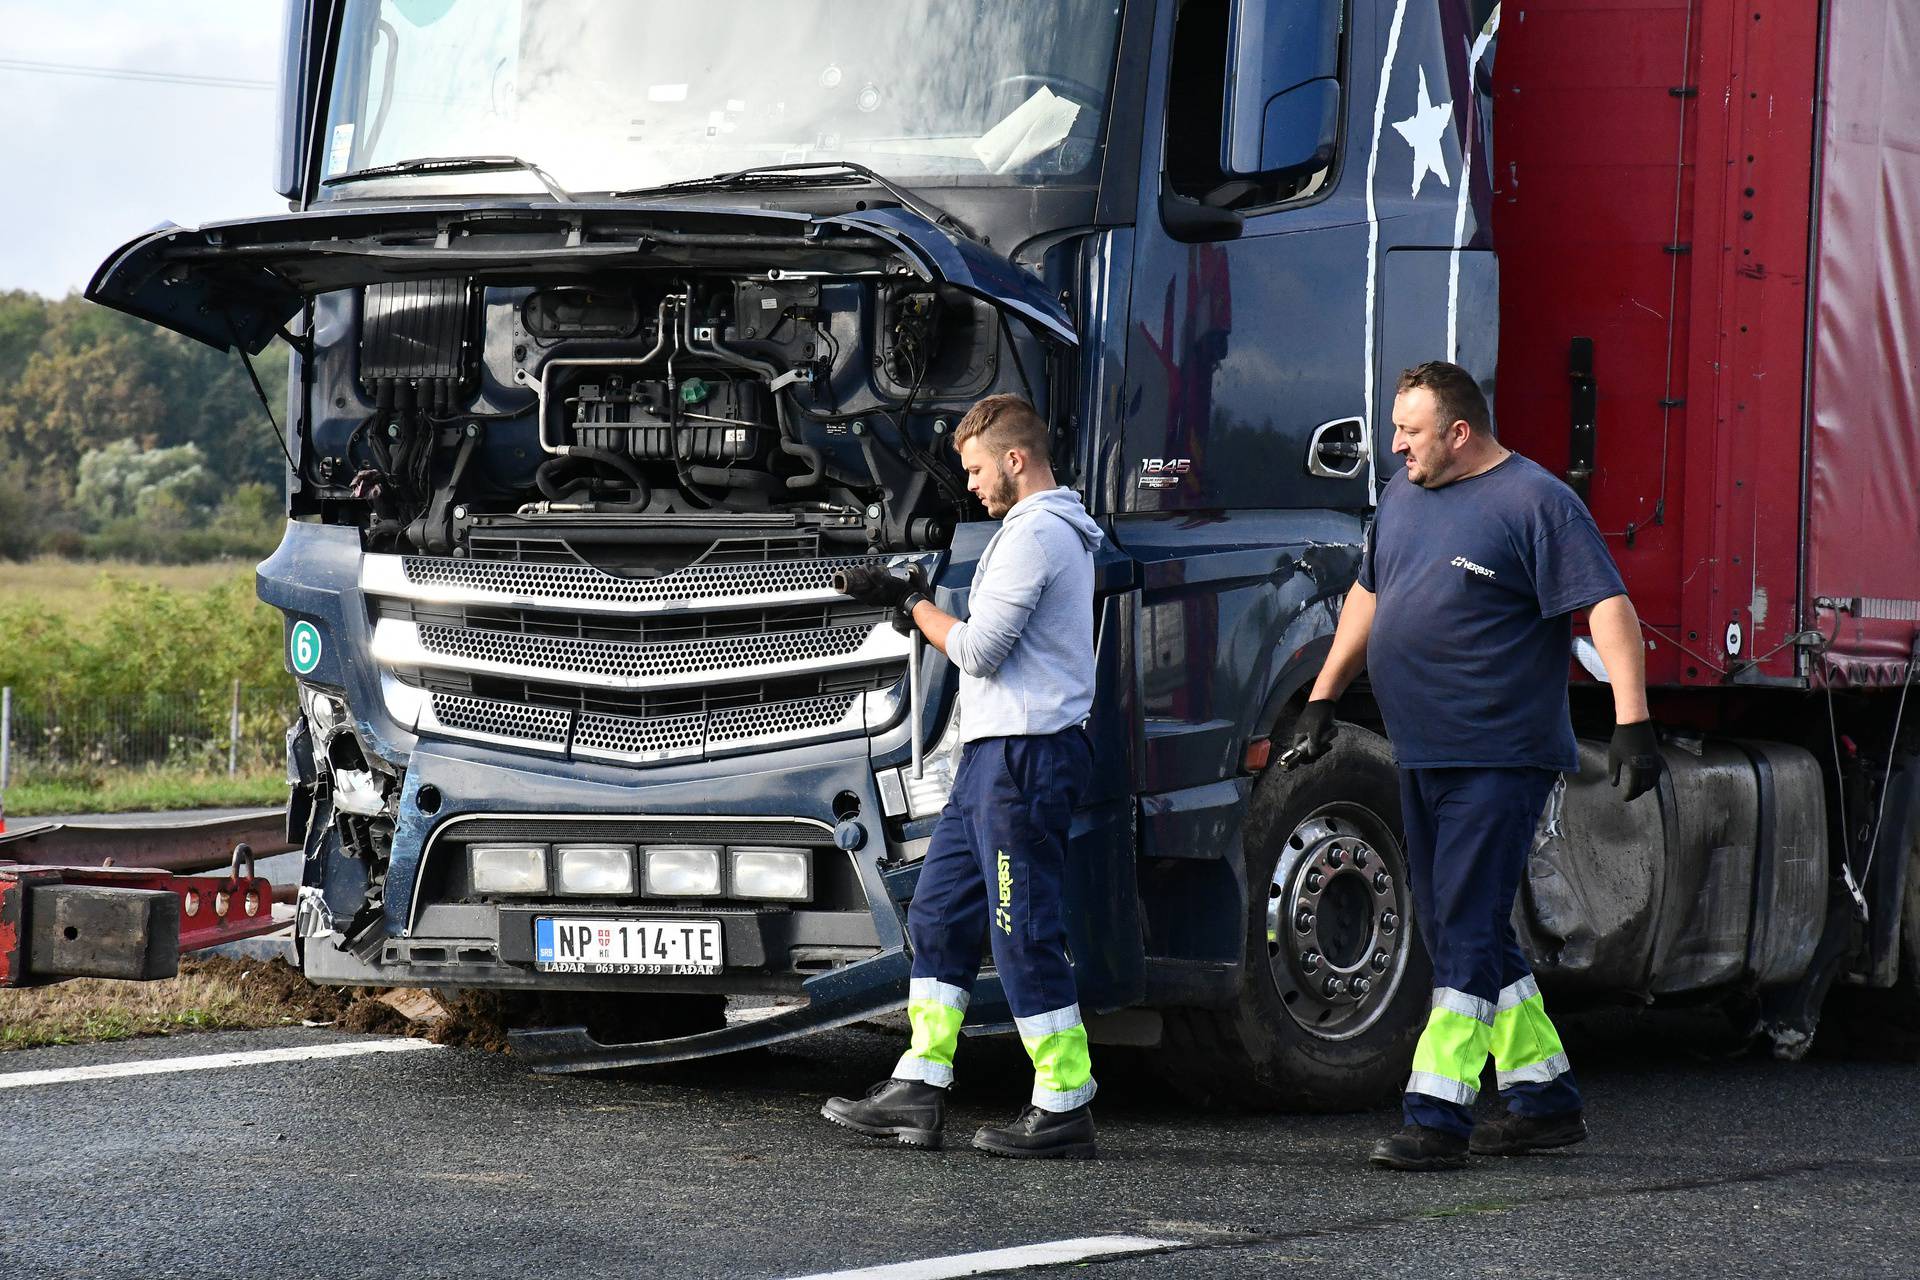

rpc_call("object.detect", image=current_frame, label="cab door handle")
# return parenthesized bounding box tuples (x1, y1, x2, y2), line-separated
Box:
(1306, 417, 1366, 479)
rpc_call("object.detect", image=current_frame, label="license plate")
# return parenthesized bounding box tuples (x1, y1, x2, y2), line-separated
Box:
(533, 917, 724, 975)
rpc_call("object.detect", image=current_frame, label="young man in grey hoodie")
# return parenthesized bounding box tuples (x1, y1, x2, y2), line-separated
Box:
(821, 393, 1105, 1159)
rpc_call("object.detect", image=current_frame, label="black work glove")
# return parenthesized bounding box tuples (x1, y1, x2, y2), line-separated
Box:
(1284, 699, 1339, 767)
(835, 565, 917, 609)
(837, 565, 930, 635)
(1608, 720, 1662, 802)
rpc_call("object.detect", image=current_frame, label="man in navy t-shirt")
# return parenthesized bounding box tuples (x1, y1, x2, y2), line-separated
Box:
(1290, 361, 1661, 1171)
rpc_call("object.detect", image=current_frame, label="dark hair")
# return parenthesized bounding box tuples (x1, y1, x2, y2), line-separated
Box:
(952, 393, 1050, 463)
(1396, 361, 1494, 437)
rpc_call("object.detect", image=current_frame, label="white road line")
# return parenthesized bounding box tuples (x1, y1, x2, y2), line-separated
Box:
(784, 1235, 1180, 1280)
(0, 1038, 441, 1090)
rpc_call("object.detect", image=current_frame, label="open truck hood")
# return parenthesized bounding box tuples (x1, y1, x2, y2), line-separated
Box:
(86, 199, 1077, 354)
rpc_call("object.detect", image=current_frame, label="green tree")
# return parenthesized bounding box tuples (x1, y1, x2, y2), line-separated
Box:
(0, 456, 45, 560)
(74, 439, 216, 524)
(0, 291, 291, 537)
(0, 291, 50, 385)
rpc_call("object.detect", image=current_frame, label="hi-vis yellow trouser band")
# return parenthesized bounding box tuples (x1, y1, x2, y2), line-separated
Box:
(1015, 1003, 1096, 1112)
(1491, 975, 1573, 1087)
(893, 978, 969, 1087)
(1406, 987, 1495, 1106)
(1407, 980, 1574, 1104)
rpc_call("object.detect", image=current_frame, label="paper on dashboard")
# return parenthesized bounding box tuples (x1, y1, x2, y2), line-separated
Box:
(972, 86, 1081, 175)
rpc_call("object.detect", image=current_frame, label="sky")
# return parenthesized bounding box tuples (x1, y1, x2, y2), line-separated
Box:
(0, 0, 285, 298)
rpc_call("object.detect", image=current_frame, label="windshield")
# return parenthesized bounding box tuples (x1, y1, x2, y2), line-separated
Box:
(316, 0, 1126, 198)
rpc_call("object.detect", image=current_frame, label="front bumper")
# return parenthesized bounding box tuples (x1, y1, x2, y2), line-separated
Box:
(296, 736, 958, 1067)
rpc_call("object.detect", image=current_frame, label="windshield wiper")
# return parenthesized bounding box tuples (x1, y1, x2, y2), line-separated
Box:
(613, 161, 976, 242)
(323, 155, 575, 204)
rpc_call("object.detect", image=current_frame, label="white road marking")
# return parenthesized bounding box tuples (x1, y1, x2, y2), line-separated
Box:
(0, 1038, 441, 1090)
(784, 1235, 1180, 1280)
(1362, 0, 1413, 505)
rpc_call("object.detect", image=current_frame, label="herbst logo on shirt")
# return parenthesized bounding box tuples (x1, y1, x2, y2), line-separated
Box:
(1451, 555, 1495, 579)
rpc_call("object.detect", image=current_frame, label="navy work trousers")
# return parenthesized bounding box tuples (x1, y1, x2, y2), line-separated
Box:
(1401, 766, 1584, 1136)
(899, 729, 1095, 1109)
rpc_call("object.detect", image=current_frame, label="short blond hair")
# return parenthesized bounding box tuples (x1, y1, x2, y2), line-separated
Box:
(952, 394, 1049, 463)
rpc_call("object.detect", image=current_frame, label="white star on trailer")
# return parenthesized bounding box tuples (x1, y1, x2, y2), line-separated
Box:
(1391, 66, 1454, 198)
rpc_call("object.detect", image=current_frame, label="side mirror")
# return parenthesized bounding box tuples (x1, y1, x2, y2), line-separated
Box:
(1243, 78, 1340, 178)
(1222, 0, 1343, 181)
(1161, 188, 1246, 243)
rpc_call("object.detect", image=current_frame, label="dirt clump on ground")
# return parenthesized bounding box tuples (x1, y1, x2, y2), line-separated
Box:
(336, 996, 415, 1036)
(426, 989, 521, 1053)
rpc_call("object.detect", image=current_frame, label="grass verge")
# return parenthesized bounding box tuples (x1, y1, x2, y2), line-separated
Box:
(0, 958, 341, 1051)
(4, 770, 288, 818)
(0, 958, 515, 1054)
(0, 558, 257, 622)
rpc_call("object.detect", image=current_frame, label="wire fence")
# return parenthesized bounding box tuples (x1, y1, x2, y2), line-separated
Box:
(0, 683, 296, 786)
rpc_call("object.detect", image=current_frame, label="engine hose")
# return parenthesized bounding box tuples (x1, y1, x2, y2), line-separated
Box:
(369, 384, 396, 474)
(773, 394, 827, 489)
(535, 456, 585, 503)
(684, 464, 782, 494)
(689, 328, 831, 492)
(366, 415, 393, 474)
(568, 446, 653, 512)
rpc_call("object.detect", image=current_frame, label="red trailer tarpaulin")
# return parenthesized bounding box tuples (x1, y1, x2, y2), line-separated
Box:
(1806, 0, 1920, 686)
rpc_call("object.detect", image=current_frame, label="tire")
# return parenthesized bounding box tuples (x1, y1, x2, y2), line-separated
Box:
(1161, 722, 1431, 1110)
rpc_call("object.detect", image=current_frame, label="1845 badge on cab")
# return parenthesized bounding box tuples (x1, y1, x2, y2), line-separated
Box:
(1139, 457, 1193, 490)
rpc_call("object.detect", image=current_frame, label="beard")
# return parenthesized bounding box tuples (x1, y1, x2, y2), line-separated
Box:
(985, 466, 1019, 515)
(1405, 452, 1446, 487)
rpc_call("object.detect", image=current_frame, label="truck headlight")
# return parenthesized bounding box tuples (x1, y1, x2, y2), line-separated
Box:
(299, 684, 349, 741)
(555, 844, 636, 896)
(644, 846, 723, 897)
(470, 844, 548, 894)
(730, 848, 811, 901)
(877, 708, 963, 821)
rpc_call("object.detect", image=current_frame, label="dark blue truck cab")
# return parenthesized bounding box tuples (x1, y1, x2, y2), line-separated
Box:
(92, 0, 1896, 1104)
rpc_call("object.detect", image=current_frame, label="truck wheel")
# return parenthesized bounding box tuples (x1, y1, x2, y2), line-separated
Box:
(1162, 722, 1430, 1110)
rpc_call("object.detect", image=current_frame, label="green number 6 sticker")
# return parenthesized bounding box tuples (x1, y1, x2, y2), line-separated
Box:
(290, 620, 323, 675)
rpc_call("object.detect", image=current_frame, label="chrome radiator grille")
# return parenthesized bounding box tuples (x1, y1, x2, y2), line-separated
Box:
(364, 545, 916, 764)
(391, 617, 887, 688)
(364, 550, 873, 613)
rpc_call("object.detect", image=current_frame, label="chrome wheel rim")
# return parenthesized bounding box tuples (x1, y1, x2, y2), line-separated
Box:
(1265, 806, 1412, 1041)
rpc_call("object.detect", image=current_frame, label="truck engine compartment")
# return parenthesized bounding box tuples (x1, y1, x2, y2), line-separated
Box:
(296, 268, 1033, 558)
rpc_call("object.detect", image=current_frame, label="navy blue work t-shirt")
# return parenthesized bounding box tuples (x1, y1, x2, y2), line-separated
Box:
(1357, 453, 1626, 771)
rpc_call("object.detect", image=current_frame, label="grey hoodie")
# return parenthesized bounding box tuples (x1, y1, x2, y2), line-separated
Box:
(946, 486, 1103, 742)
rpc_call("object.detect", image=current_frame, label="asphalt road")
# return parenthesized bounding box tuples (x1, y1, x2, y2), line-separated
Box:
(7, 807, 272, 829)
(5, 1008, 1918, 1280)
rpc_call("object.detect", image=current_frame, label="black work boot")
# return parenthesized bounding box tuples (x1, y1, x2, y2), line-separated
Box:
(1470, 1109, 1588, 1156)
(820, 1078, 946, 1149)
(972, 1104, 1097, 1159)
(1369, 1124, 1470, 1170)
